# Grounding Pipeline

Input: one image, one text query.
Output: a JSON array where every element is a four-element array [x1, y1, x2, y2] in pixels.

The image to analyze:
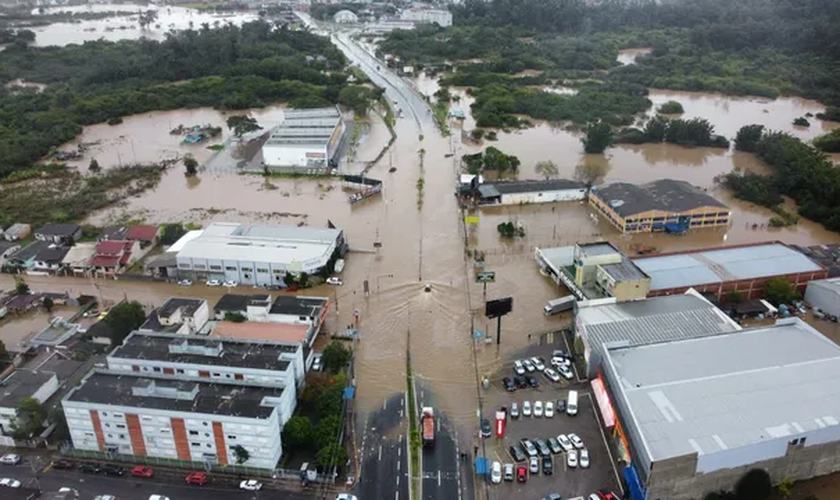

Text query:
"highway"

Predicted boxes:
[[356, 392, 409, 500], [417, 380, 469, 500]]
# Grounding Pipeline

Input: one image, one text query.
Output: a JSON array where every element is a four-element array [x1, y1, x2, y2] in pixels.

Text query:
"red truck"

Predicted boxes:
[[421, 407, 435, 447]]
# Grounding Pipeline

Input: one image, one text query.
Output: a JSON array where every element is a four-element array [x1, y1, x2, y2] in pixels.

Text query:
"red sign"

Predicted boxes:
[[495, 417, 506, 438], [591, 375, 616, 428]]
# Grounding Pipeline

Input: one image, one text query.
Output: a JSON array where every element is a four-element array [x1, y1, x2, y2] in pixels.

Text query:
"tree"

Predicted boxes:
[[231, 444, 250, 465], [282, 416, 313, 451], [138, 10, 159, 30], [316, 382, 344, 417], [338, 85, 375, 116], [49, 407, 70, 443], [10, 397, 48, 440], [657, 100, 684, 114], [104, 301, 146, 345], [734, 124, 765, 152], [734, 468, 772, 500], [315, 414, 341, 448], [643, 116, 670, 142], [14, 277, 29, 295], [322, 341, 351, 373], [183, 155, 199, 177], [814, 128, 840, 153], [298, 272, 310, 288], [763, 277, 797, 306], [534, 160, 558, 180], [315, 442, 348, 470], [89, 158, 101, 172], [224, 312, 247, 323], [581, 121, 613, 154], [226, 116, 263, 139], [574, 158, 609, 187], [43, 296, 54, 313], [0, 340, 8, 360], [726, 291, 743, 303], [161, 223, 187, 245], [793, 117, 810, 127]]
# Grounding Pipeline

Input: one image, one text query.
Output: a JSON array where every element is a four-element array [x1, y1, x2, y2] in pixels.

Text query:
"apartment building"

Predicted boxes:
[[139, 298, 209, 335]]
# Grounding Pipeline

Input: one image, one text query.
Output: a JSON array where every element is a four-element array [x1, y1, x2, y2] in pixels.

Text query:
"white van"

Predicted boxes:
[[566, 390, 579, 416]]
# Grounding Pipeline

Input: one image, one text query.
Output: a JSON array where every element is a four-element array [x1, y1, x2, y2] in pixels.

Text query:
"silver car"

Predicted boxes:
[[529, 456, 539, 474], [557, 434, 574, 452]]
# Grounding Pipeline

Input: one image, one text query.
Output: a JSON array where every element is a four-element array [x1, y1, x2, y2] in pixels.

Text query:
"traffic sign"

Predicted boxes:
[[476, 271, 495, 283]]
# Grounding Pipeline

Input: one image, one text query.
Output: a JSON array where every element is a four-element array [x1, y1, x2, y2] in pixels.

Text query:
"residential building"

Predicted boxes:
[[90, 240, 140, 276], [575, 289, 740, 379], [589, 179, 730, 234], [213, 294, 272, 320], [632, 241, 827, 301], [0, 241, 22, 266], [61, 242, 96, 275], [213, 321, 313, 352], [108, 330, 303, 405], [399, 8, 453, 26], [32, 244, 70, 273], [805, 277, 840, 317], [99, 226, 129, 242], [126, 225, 161, 250], [30, 317, 83, 347], [140, 298, 209, 335], [34, 224, 82, 244], [259, 107, 345, 174], [212, 294, 329, 347], [6, 240, 50, 269], [0, 370, 59, 444], [145, 229, 202, 278], [173, 222, 346, 285], [3, 223, 31, 241], [535, 242, 650, 301], [475, 179, 587, 206], [62, 370, 286, 469], [601, 318, 840, 500]]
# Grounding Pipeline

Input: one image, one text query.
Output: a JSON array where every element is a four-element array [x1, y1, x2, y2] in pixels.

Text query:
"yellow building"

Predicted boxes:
[[589, 179, 730, 234]]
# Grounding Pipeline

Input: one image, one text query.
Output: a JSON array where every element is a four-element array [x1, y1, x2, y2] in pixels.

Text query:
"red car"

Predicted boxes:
[[598, 491, 619, 500], [132, 466, 154, 478], [186, 472, 208, 485], [516, 464, 527, 483]]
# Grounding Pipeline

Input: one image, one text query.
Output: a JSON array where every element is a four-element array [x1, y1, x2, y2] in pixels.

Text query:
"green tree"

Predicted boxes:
[[104, 301, 146, 345], [231, 444, 250, 465], [793, 117, 810, 127], [298, 272, 310, 288], [138, 10, 159, 30], [89, 158, 101, 172], [534, 160, 559, 180], [814, 129, 840, 153], [183, 155, 198, 177], [734, 468, 772, 500], [338, 85, 375, 116], [322, 341, 351, 373], [726, 291, 743, 303], [643, 116, 670, 142], [574, 159, 608, 187], [226, 116, 263, 139], [315, 442, 348, 470], [315, 414, 341, 448], [734, 124, 766, 152], [223, 312, 246, 323], [10, 397, 48, 440], [282, 416, 313, 451], [49, 407, 70, 443], [43, 296, 54, 313], [14, 277, 29, 295], [763, 277, 797, 305], [657, 100, 684, 114], [581, 121, 613, 154], [161, 223, 187, 245]]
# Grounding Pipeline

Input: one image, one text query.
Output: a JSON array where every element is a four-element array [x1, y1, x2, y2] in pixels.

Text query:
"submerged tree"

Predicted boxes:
[[138, 10, 159, 30], [535, 160, 559, 180], [183, 155, 198, 177], [581, 121, 613, 154], [226, 116, 263, 139], [574, 159, 609, 187]]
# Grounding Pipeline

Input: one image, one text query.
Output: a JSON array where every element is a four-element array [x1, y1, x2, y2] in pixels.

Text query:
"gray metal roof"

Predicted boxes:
[[579, 242, 618, 257], [600, 257, 648, 281], [807, 277, 840, 296], [483, 179, 585, 196], [605, 319, 840, 462], [592, 179, 727, 218], [536, 246, 575, 271], [633, 243, 824, 290]]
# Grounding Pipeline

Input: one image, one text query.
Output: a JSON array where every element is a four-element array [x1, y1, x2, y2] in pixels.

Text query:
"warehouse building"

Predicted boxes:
[[476, 179, 587, 206], [575, 289, 740, 379], [805, 277, 840, 317], [601, 318, 840, 500], [632, 241, 826, 301], [174, 222, 346, 285], [260, 107, 345, 174], [590, 179, 730, 234], [399, 8, 453, 27], [63, 370, 286, 469]]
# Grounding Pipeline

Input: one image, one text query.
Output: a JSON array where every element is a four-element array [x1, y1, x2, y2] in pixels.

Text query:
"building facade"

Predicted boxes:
[[476, 179, 587, 206], [140, 298, 209, 335], [399, 8, 453, 26], [0, 370, 59, 442], [804, 277, 840, 317], [260, 107, 345, 174]]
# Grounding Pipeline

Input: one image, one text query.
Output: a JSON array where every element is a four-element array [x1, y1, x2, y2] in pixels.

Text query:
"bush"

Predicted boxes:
[[813, 129, 840, 152], [734, 469, 772, 500], [657, 100, 684, 114], [793, 117, 810, 127], [107, 116, 123, 125]]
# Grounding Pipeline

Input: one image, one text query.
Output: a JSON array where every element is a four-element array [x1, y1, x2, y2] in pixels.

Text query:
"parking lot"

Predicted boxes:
[[480, 337, 622, 499]]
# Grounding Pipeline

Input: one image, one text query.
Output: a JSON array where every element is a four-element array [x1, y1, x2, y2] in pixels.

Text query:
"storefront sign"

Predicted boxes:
[[591, 376, 616, 428]]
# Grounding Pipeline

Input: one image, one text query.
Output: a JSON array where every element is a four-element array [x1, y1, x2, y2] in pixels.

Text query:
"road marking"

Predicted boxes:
[[400, 409, 404, 418], [395, 492, 399, 500], [384, 399, 388, 410], [379, 445, 382, 461], [398, 446, 402, 457], [397, 472, 400, 485], [398, 459, 401, 470], [438, 470, 441, 486], [399, 434, 403, 443]]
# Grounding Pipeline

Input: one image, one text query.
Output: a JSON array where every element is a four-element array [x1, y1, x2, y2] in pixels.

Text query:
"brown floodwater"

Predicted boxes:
[[617, 47, 652, 65]]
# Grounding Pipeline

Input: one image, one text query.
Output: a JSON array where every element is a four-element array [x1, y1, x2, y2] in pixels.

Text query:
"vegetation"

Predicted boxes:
[[14, 277, 29, 295], [322, 341, 352, 373], [764, 277, 798, 305], [813, 128, 840, 152], [817, 107, 840, 122], [10, 397, 48, 440], [338, 85, 383, 116], [230, 444, 250, 465], [462, 147, 520, 175], [312, 371, 348, 470], [223, 312, 247, 323], [615, 117, 729, 148], [657, 100, 684, 114], [574, 160, 609, 187], [497, 221, 525, 238], [104, 301, 146, 346], [704, 468, 773, 500], [581, 121, 613, 153], [42, 296, 54, 313], [534, 160, 558, 180], [734, 124, 765, 152], [281, 416, 313, 451], [0, 340, 7, 361], [183, 155, 199, 177], [793, 117, 810, 127], [226, 116, 263, 139], [89, 159, 101, 172], [161, 223, 188, 245]]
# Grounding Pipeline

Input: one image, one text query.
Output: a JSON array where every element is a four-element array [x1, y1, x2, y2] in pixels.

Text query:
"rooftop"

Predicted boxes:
[[65, 370, 286, 419], [479, 179, 585, 198], [0, 240, 20, 254], [213, 321, 310, 344], [158, 297, 205, 319], [604, 318, 840, 462], [100, 226, 129, 241], [9, 240, 51, 262], [34, 244, 70, 264], [600, 257, 649, 281], [269, 295, 328, 317], [633, 242, 825, 290], [593, 179, 728, 217], [579, 241, 619, 257], [536, 245, 575, 270], [61, 242, 96, 267], [807, 277, 840, 297], [110, 332, 295, 372], [126, 225, 159, 242], [214, 294, 271, 313], [0, 370, 56, 409], [265, 107, 341, 147], [36, 223, 80, 237]]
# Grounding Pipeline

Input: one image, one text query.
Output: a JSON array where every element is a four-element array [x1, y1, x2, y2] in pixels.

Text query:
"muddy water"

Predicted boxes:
[[617, 47, 652, 65], [0, 305, 76, 351], [28, 4, 257, 47]]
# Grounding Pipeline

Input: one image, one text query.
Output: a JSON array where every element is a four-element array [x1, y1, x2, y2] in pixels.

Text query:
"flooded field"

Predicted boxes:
[[27, 4, 257, 47], [617, 47, 652, 65]]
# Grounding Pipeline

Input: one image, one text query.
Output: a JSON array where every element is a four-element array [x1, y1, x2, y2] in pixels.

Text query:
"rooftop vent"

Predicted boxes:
[[131, 379, 198, 401], [169, 339, 223, 358]]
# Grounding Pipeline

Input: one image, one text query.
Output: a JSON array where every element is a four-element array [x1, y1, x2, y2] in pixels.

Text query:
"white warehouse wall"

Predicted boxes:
[[263, 144, 327, 168], [500, 188, 587, 205], [805, 282, 840, 317]]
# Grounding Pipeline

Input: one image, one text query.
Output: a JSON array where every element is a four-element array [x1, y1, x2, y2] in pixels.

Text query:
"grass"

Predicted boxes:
[[432, 100, 451, 136], [206, 144, 225, 151], [406, 345, 420, 500]]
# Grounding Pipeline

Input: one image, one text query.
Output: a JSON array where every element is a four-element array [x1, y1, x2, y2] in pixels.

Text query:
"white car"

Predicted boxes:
[[569, 433, 585, 449], [206, 279, 221, 286], [529, 456, 539, 474], [94, 496, 116, 500], [0, 478, 21, 488], [0, 454, 20, 465], [551, 356, 571, 369], [177, 279, 192, 286], [588, 495, 600, 500], [558, 364, 574, 380], [223, 280, 238, 288], [545, 401, 555, 418], [510, 402, 519, 419], [533, 400, 543, 417], [312, 355, 323, 372], [513, 360, 525, 375], [490, 460, 502, 484], [580, 448, 590, 468], [240, 479, 263, 491], [567, 449, 578, 468], [149, 496, 171, 500], [557, 434, 573, 452], [336, 495, 358, 500], [522, 359, 535, 372], [522, 401, 532, 417], [60, 488, 79, 496], [543, 367, 560, 382], [530, 356, 545, 371], [326, 277, 343, 286]]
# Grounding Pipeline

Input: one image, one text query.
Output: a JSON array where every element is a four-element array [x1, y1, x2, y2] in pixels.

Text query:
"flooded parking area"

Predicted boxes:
[[0, 305, 75, 352]]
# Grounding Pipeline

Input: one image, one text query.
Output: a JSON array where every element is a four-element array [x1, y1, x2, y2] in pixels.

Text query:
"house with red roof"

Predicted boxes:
[[91, 240, 140, 277], [126, 225, 160, 249]]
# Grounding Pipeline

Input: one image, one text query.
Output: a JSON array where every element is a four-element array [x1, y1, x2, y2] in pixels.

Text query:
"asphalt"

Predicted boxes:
[[417, 380, 467, 500], [356, 392, 409, 500]]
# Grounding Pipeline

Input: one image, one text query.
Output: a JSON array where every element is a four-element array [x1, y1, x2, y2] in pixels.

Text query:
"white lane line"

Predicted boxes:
[[379, 445, 383, 461], [384, 399, 388, 410], [398, 459, 401, 471], [438, 470, 441, 486]]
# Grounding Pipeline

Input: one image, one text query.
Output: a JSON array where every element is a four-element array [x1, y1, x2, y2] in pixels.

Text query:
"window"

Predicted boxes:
[[84, 431, 95, 437], [257, 268, 269, 273], [227, 435, 237, 440], [210, 265, 222, 271], [105, 423, 111, 428], [206, 443, 212, 448], [153, 367, 161, 372], [203, 422, 209, 427], [176, 369, 185, 374], [116, 424, 126, 429], [178, 263, 191, 269], [213, 373, 221, 377], [102, 412, 109, 417], [225, 266, 237, 271], [194, 264, 206, 270], [790, 437, 807, 446], [204, 433, 210, 437], [119, 434, 126, 439], [299, 316, 307, 321], [191, 442, 201, 447], [189, 430, 199, 436]]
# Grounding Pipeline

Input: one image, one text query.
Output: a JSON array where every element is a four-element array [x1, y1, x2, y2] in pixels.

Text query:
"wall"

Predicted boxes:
[[500, 188, 587, 206], [262, 143, 329, 173], [805, 283, 840, 317], [647, 269, 829, 301], [178, 254, 334, 285], [611, 277, 651, 302], [588, 194, 730, 234]]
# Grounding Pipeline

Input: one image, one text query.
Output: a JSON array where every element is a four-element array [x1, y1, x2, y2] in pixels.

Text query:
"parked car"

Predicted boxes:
[[132, 466, 154, 478], [520, 438, 538, 458], [567, 449, 578, 468], [542, 456, 553, 475], [529, 456, 539, 475], [514, 360, 525, 375], [509, 445, 526, 462], [0, 478, 21, 488], [547, 437, 562, 454], [510, 402, 520, 419], [526, 375, 540, 388], [544, 494, 563, 500], [326, 277, 343, 286], [206, 279, 221, 287], [0, 454, 20, 465], [580, 449, 590, 468], [558, 364, 574, 379], [543, 367, 561, 382], [94, 496, 116, 500], [78, 463, 101, 474], [598, 491, 620, 500], [480, 418, 491, 438], [101, 465, 125, 476], [177, 279, 192, 286], [51, 460, 74, 470], [514, 375, 528, 388], [535, 438, 551, 457], [504, 463, 514, 482], [522, 359, 535, 372], [553, 349, 570, 359], [522, 401, 532, 417], [149, 496, 171, 500], [556, 399, 566, 413], [240, 480, 263, 491], [569, 433, 585, 449], [490, 461, 502, 484], [557, 434, 573, 452], [312, 355, 323, 372], [503, 377, 516, 392], [530, 356, 545, 371], [222, 280, 238, 288], [545, 401, 555, 418], [186, 472, 208, 485], [83, 309, 100, 317], [534, 400, 544, 417], [516, 464, 527, 482]]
